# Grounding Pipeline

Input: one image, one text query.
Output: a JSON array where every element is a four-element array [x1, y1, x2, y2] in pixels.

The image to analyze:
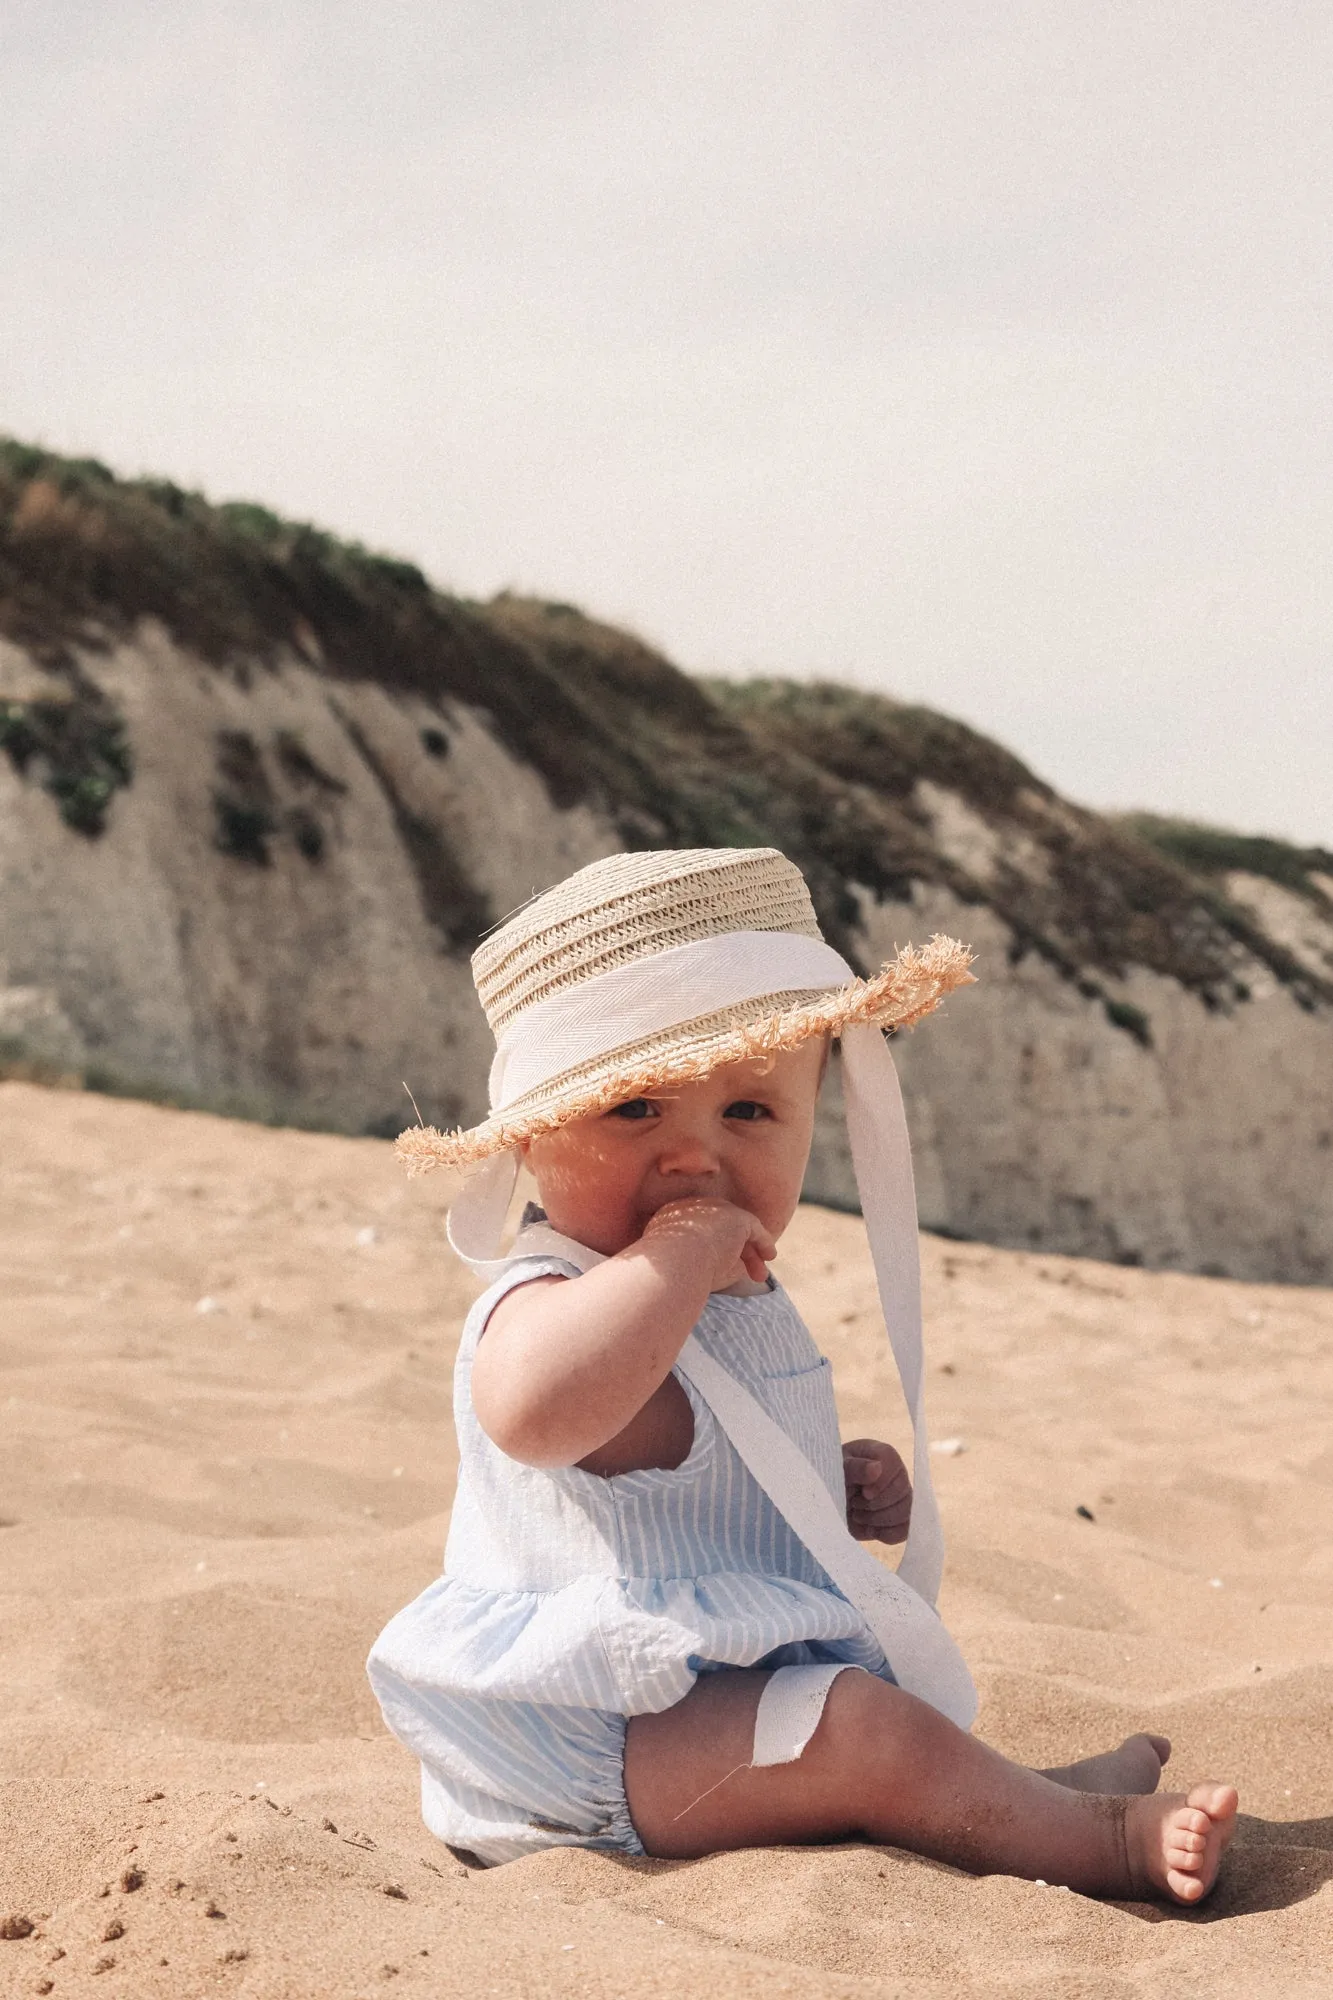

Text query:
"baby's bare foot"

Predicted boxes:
[[1043, 1734, 1170, 1795], [1125, 1783, 1238, 1903]]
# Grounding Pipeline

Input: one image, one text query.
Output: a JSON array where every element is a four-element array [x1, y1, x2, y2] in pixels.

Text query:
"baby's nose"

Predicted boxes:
[[658, 1136, 720, 1177]]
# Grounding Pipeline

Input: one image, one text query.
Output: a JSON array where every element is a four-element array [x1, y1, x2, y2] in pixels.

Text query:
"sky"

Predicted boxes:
[[2, 1, 1329, 845]]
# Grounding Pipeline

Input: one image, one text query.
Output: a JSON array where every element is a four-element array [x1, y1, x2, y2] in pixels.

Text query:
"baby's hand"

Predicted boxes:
[[642, 1196, 777, 1292], [843, 1438, 912, 1544]]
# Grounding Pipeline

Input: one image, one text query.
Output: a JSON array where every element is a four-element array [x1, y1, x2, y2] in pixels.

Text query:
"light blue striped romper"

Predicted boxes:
[[367, 1254, 892, 1865]]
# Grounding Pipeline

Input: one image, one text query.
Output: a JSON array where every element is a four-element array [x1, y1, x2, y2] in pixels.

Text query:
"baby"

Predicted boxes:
[[369, 846, 1236, 1901]]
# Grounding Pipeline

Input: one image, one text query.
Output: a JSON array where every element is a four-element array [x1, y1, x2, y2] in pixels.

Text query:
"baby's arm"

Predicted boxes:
[[471, 1197, 777, 1467]]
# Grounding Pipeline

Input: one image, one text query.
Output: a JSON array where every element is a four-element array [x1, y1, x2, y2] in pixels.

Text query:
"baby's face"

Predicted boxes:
[[522, 1038, 828, 1259]]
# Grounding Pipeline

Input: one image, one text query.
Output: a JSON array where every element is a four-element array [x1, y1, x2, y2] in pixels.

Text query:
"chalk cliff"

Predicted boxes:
[[2, 441, 1329, 1280]]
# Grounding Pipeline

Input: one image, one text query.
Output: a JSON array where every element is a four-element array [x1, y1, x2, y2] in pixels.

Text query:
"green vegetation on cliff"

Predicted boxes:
[[1123, 813, 1333, 906], [1, 436, 1327, 1014]]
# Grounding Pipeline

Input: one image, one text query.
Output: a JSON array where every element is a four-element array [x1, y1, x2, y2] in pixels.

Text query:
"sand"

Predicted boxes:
[[1, 1078, 1330, 1998]]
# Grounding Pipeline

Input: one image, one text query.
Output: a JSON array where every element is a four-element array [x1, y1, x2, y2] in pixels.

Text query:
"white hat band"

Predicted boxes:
[[488, 930, 855, 1112]]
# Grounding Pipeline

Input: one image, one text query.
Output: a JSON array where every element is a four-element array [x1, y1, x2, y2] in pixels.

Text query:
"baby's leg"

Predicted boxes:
[[624, 1669, 1236, 1904]]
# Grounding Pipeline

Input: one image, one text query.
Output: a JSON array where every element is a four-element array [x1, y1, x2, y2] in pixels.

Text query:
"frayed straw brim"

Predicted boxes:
[[395, 934, 974, 1176]]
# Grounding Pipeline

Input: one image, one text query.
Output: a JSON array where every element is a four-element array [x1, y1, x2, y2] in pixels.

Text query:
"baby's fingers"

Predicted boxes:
[[845, 1441, 913, 1545], [849, 1485, 913, 1522], [844, 1441, 910, 1501], [752, 1218, 778, 1261], [850, 1519, 911, 1545], [740, 1220, 778, 1282], [848, 1494, 913, 1544], [741, 1241, 770, 1282]]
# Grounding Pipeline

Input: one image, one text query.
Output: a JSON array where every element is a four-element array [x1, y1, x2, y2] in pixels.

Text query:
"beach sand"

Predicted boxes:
[[1, 1078, 1330, 1997]]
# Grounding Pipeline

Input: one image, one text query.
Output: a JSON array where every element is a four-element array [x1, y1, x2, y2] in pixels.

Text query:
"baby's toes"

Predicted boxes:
[[1165, 1863, 1208, 1902], [1166, 1820, 1207, 1868], [1190, 1782, 1239, 1845], [1130, 1782, 1238, 1904], [1166, 1785, 1238, 1901]]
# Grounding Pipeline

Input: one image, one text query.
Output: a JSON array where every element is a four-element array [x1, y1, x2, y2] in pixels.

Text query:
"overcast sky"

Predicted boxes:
[[3, 2, 1329, 844]]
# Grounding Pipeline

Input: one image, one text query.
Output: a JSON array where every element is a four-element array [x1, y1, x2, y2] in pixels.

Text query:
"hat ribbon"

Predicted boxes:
[[487, 931, 853, 1110]]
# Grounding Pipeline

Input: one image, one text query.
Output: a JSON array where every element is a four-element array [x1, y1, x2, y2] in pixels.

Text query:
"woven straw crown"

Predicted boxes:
[[473, 847, 822, 1034], [396, 847, 973, 1173]]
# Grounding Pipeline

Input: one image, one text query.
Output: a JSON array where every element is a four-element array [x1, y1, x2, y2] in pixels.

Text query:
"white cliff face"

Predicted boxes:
[[805, 780, 1333, 1284], [1222, 871, 1333, 984], [0, 625, 615, 1134], [804, 886, 1333, 1284], [2, 627, 1329, 1283]]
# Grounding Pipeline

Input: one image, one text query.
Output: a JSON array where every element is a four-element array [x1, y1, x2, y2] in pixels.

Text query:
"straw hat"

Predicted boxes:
[[396, 846, 973, 1174]]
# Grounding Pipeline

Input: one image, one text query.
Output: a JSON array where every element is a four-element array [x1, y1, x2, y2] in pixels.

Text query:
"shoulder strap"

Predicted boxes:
[[674, 1332, 975, 1728]]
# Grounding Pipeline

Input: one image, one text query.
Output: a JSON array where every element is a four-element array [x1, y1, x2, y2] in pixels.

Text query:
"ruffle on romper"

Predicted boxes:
[[369, 1568, 887, 1715]]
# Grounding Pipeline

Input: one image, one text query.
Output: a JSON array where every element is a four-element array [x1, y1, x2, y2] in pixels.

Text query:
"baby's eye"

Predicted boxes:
[[606, 1098, 658, 1121], [723, 1100, 771, 1122]]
